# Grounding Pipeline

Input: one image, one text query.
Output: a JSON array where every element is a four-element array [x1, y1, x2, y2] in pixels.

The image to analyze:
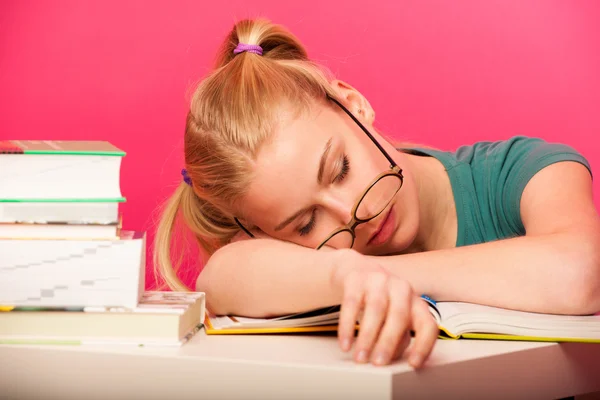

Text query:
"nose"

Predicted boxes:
[[319, 192, 374, 236], [320, 192, 353, 224]]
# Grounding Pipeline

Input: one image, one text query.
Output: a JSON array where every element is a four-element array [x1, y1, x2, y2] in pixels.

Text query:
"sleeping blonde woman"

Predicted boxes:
[[154, 18, 600, 367]]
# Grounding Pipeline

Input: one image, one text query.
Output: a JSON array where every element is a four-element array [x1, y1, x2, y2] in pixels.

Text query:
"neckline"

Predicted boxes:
[[398, 147, 466, 247]]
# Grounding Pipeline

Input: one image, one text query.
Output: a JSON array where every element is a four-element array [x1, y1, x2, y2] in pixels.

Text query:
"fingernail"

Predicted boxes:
[[356, 350, 369, 363], [409, 354, 422, 368], [341, 338, 351, 352], [373, 352, 387, 365]]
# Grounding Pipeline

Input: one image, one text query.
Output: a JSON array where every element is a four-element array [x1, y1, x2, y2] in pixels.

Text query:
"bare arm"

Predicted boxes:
[[198, 162, 600, 316], [197, 239, 439, 367], [383, 163, 600, 315], [197, 238, 343, 317], [199, 231, 599, 317], [375, 230, 600, 314]]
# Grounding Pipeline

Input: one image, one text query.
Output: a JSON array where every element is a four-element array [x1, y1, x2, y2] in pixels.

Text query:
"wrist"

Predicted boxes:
[[328, 248, 360, 295]]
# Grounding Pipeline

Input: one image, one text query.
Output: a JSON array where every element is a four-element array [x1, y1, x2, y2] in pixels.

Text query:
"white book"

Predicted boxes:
[[0, 222, 119, 240], [0, 140, 125, 201], [0, 202, 119, 225], [0, 231, 145, 308]]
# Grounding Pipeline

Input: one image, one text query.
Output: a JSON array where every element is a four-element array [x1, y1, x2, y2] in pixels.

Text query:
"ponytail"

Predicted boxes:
[[154, 17, 345, 290], [153, 182, 239, 291]]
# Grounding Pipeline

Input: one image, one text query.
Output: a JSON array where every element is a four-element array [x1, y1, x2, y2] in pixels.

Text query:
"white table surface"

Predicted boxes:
[[2, 330, 600, 399]]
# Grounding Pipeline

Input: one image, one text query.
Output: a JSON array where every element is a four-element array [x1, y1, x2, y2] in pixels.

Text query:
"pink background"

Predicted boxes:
[[1, 1, 599, 289]]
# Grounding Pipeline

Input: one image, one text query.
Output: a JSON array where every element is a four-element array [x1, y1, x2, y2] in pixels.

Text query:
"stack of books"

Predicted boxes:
[[0, 140, 205, 346], [0, 291, 205, 346]]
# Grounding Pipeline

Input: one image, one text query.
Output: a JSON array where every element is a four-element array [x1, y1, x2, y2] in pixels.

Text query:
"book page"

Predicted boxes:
[[437, 302, 600, 339]]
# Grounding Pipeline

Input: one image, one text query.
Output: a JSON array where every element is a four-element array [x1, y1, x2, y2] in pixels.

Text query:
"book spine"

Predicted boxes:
[[0, 140, 125, 156], [0, 141, 24, 154], [0, 198, 127, 203]]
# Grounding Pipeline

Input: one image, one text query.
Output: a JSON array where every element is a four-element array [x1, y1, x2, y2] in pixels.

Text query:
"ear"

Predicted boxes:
[[330, 80, 376, 125]]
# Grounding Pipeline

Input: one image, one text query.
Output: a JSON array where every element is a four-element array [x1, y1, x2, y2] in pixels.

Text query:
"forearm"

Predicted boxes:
[[375, 231, 600, 314], [198, 229, 600, 317], [196, 239, 342, 317]]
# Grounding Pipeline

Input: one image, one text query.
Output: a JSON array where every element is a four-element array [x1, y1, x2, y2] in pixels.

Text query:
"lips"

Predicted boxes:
[[367, 205, 394, 245]]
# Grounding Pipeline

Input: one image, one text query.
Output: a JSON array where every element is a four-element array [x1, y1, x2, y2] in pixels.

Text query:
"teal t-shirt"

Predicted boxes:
[[402, 136, 592, 247]]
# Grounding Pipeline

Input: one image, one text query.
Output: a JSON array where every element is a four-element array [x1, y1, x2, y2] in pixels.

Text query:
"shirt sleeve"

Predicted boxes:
[[493, 136, 592, 235]]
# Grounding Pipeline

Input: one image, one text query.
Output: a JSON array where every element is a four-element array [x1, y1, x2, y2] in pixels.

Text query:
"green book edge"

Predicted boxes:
[[23, 150, 126, 156], [0, 198, 126, 203]]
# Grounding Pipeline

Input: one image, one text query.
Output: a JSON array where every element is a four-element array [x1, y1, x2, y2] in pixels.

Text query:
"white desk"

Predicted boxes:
[[1, 332, 600, 399]]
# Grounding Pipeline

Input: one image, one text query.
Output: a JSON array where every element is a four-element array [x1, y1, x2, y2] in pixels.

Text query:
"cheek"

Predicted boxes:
[[391, 174, 421, 248], [392, 193, 420, 247]]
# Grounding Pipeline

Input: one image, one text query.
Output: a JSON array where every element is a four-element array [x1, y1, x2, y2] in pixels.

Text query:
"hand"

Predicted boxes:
[[331, 249, 438, 367]]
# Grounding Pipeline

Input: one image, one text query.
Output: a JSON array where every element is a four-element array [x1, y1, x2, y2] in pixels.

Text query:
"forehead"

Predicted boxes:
[[241, 102, 341, 225]]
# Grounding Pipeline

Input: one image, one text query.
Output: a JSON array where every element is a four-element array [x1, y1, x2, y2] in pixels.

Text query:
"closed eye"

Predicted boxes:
[[333, 154, 350, 183], [298, 155, 349, 237], [298, 209, 317, 236]]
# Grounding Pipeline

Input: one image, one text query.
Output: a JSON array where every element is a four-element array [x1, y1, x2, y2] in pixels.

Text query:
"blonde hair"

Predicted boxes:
[[153, 18, 342, 290]]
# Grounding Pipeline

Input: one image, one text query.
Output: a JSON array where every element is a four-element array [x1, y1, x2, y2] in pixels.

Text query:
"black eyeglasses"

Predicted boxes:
[[235, 94, 404, 250]]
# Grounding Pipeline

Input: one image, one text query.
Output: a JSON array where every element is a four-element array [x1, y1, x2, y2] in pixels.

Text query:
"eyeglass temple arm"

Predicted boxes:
[[234, 217, 255, 238], [326, 95, 399, 169]]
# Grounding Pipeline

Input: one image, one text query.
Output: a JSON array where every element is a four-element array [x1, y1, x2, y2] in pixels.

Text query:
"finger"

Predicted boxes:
[[369, 280, 412, 365], [392, 332, 412, 361], [337, 271, 365, 353], [352, 272, 389, 363], [407, 298, 439, 368]]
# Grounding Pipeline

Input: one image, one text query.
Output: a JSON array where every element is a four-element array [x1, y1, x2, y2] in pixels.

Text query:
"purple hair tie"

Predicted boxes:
[[233, 43, 263, 56], [181, 168, 192, 186]]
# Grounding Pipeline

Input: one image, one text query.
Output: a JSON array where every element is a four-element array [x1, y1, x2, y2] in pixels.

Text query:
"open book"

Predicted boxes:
[[205, 300, 600, 343]]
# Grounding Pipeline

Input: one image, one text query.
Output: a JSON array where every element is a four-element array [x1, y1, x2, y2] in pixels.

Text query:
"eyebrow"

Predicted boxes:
[[274, 137, 333, 232], [317, 138, 333, 185]]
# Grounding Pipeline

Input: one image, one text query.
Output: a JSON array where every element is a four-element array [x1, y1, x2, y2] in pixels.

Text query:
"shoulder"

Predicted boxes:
[[452, 136, 591, 174], [400, 135, 592, 181], [454, 135, 592, 237]]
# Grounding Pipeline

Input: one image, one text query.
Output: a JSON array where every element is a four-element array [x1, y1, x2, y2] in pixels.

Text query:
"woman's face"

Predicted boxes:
[[240, 84, 421, 255]]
